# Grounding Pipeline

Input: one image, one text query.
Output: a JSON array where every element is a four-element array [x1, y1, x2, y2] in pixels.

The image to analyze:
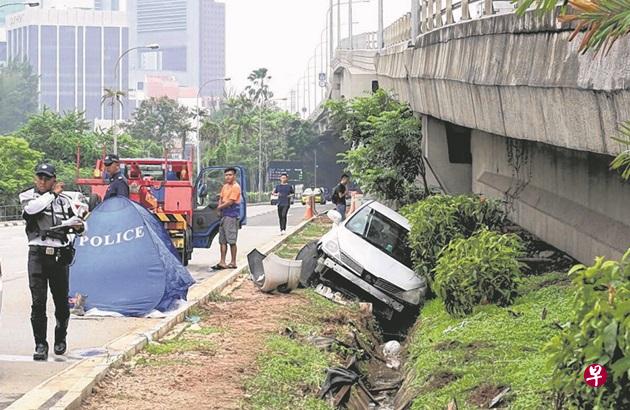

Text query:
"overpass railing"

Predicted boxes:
[[339, 31, 379, 50], [383, 0, 517, 47]]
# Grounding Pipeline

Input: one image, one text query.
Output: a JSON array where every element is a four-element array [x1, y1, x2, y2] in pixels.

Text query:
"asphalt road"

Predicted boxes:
[[0, 203, 325, 408]]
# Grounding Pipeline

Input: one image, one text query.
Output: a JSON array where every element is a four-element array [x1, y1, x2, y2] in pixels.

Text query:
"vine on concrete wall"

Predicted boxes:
[[504, 138, 533, 213]]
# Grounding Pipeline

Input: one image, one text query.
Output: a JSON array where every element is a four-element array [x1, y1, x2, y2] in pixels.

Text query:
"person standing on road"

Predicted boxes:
[[103, 154, 129, 200], [212, 167, 242, 270], [273, 173, 294, 235], [332, 174, 350, 221], [19, 164, 85, 361]]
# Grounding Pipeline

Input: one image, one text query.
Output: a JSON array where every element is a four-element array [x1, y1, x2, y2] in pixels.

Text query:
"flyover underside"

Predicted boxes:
[[374, 8, 630, 157]]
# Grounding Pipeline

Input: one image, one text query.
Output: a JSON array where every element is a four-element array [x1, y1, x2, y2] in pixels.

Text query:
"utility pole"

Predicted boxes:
[[377, 0, 384, 49], [337, 0, 341, 47], [314, 149, 318, 187], [329, 0, 334, 62], [411, 0, 419, 41], [349, 0, 353, 50]]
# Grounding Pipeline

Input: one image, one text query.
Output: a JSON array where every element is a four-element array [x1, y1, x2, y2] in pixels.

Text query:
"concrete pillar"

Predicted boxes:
[[484, 0, 494, 16], [461, 0, 470, 20], [445, 0, 454, 24], [434, 0, 442, 27], [411, 0, 419, 40]]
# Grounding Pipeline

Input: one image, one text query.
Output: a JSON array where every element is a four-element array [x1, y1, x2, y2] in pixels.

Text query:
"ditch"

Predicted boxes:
[[81, 215, 577, 410]]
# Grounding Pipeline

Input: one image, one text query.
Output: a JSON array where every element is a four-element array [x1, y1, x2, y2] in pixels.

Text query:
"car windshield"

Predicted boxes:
[[346, 205, 413, 269]]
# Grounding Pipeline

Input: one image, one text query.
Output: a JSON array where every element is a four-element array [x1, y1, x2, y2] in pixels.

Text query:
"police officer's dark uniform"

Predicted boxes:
[[103, 154, 129, 200], [19, 164, 85, 361]]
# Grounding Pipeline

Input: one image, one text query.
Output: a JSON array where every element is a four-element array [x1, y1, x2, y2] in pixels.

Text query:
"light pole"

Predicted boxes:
[[0, 2, 39, 8], [196, 77, 231, 173], [111, 43, 159, 154], [258, 97, 287, 201]]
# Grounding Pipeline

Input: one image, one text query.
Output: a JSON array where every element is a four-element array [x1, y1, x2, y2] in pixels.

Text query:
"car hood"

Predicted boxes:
[[319, 227, 423, 292]]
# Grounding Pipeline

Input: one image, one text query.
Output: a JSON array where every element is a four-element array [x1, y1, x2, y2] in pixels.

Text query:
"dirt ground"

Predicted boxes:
[[81, 277, 309, 410]]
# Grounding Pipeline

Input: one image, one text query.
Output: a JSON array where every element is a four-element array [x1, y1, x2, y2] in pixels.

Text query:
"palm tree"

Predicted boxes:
[[245, 68, 274, 104], [101, 88, 126, 124], [610, 122, 630, 180]]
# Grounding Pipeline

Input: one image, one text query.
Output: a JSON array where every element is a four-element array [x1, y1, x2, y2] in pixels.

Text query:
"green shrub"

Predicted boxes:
[[433, 229, 523, 316], [402, 195, 505, 282], [545, 249, 630, 409]]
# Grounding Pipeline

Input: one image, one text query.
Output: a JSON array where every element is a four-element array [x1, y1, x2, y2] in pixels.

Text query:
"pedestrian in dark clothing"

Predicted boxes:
[[103, 154, 129, 200], [19, 163, 86, 361], [273, 173, 294, 235], [332, 174, 350, 221]]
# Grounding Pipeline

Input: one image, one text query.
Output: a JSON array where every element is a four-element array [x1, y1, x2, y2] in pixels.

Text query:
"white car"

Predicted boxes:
[[301, 200, 427, 320]]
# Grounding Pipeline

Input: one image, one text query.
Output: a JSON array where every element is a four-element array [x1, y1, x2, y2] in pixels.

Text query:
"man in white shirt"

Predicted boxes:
[[19, 163, 85, 361]]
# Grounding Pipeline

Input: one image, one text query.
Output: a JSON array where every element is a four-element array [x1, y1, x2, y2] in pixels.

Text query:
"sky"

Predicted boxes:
[[224, 0, 411, 107]]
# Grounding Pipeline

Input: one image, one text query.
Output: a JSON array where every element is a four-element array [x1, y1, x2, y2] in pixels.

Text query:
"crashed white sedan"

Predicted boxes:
[[302, 200, 427, 320]]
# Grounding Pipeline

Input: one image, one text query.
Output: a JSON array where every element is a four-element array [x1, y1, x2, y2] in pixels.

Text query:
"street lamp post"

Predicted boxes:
[[258, 96, 287, 201], [0, 2, 39, 8], [111, 43, 159, 154], [195, 77, 231, 173]]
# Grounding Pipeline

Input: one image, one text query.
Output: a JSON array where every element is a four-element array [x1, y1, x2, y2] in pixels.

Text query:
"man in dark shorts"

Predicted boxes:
[[212, 167, 242, 270], [272, 173, 294, 235], [332, 174, 350, 221]]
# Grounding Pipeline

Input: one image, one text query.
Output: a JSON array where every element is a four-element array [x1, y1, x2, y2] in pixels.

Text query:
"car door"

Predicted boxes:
[[192, 166, 247, 248]]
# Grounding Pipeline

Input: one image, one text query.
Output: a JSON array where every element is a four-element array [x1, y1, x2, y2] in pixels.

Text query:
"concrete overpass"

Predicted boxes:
[[322, 2, 630, 264]]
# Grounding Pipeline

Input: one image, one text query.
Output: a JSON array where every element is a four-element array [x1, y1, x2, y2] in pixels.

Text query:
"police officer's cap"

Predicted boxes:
[[104, 154, 120, 166], [35, 163, 56, 177]]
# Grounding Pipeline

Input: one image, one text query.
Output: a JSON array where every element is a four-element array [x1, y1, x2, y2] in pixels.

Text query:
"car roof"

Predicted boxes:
[[362, 200, 410, 230]]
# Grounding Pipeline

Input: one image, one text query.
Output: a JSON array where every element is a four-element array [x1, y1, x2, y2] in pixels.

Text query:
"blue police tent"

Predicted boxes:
[[70, 197, 195, 316]]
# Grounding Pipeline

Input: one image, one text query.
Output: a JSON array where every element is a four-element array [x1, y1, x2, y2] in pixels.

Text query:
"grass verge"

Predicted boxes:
[[244, 217, 363, 410], [407, 272, 573, 409]]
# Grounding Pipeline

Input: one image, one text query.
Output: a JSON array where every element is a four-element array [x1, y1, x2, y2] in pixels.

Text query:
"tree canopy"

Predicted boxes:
[[0, 136, 43, 204], [0, 60, 39, 134]]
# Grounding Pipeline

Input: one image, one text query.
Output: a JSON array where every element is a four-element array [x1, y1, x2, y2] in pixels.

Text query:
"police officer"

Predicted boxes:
[[19, 164, 85, 361], [103, 154, 129, 200]]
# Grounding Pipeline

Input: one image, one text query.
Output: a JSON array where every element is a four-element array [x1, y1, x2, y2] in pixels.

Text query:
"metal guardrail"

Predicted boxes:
[[0, 205, 22, 222]]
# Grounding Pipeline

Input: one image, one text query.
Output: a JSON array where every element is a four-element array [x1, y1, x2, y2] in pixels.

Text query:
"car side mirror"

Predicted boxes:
[[327, 210, 342, 225]]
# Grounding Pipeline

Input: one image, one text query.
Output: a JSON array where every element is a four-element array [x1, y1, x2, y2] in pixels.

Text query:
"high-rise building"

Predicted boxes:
[[127, 0, 225, 98], [6, 7, 129, 121]]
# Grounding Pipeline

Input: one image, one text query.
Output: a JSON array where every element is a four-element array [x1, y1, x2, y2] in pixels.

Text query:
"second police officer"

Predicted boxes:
[[103, 154, 130, 200]]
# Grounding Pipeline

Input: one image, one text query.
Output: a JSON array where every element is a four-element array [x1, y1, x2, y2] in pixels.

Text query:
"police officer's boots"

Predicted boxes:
[[33, 343, 48, 361], [54, 319, 69, 355]]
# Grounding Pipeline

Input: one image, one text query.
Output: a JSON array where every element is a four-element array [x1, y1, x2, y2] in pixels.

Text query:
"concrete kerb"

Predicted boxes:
[[7, 216, 318, 410]]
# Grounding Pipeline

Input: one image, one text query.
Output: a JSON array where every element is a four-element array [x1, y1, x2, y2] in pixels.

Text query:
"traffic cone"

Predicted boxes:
[[304, 196, 314, 220]]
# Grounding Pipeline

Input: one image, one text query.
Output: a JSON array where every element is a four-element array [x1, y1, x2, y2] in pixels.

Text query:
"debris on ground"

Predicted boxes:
[[315, 283, 350, 305], [382, 340, 402, 370], [247, 249, 301, 293], [319, 362, 379, 410]]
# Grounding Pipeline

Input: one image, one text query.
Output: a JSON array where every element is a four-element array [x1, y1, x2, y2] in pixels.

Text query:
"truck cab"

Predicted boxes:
[[77, 159, 247, 266], [192, 166, 247, 249]]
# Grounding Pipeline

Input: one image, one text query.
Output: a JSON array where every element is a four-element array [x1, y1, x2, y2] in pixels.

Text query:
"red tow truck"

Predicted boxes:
[[77, 158, 248, 265]]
